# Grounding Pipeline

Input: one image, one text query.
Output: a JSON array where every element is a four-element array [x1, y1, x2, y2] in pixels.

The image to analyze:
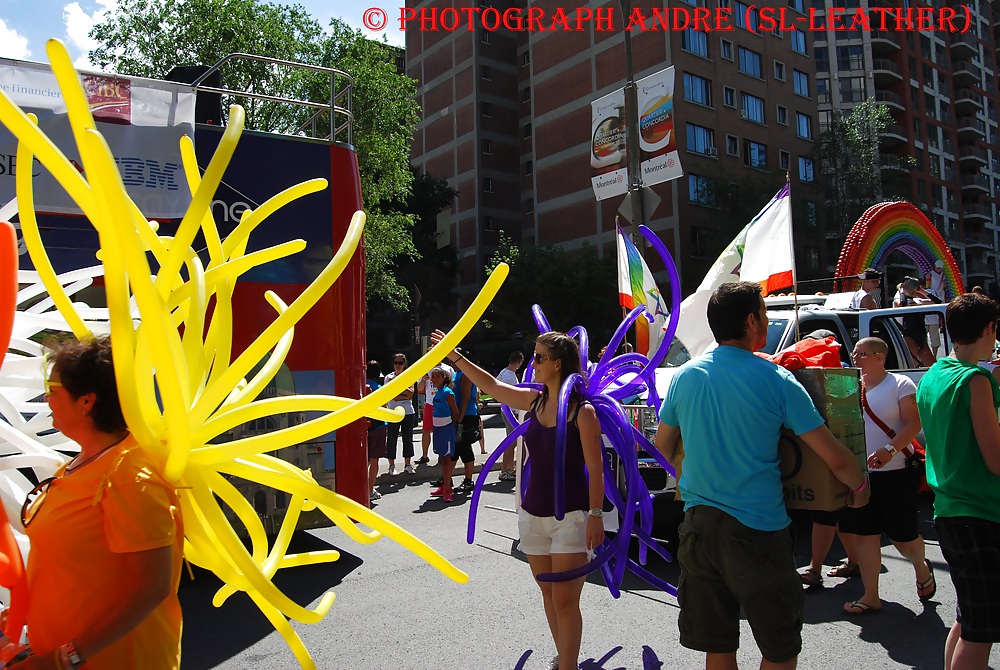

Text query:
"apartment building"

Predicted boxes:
[[406, 0, 826, 305], [815, 0, 1000, 292]]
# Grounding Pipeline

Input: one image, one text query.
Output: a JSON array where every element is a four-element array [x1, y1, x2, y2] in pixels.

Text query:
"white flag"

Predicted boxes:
[[676, 184, 794, 358]]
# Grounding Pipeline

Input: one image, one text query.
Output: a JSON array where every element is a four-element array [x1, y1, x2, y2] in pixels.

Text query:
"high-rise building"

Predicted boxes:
[[406, 0, 828, 310], [815, 0, 1000, 292]]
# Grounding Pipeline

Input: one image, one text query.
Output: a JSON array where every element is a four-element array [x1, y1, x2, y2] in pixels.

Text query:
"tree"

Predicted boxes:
[[89, 1, 421, 307], [816, 98, 913, 236], [482, 234, 619, 355]]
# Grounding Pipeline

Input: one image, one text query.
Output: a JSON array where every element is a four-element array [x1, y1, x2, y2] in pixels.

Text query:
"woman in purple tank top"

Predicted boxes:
[[430, 329, 604, 670]]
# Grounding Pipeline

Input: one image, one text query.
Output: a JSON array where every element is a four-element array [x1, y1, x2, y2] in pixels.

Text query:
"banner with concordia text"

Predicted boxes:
[[0, 60, 196, 219], [590, 88, 628, 201], [636, 67, 681, 187]]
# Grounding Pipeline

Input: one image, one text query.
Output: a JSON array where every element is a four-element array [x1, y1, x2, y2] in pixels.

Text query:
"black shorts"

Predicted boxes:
[[677, 505, 804, 663], [936, 517, 1000, 643], [812, 509, 840, 527], [452, 415, 479, 463], [838, 468, 920, 542], [903, 323, 929, 348]]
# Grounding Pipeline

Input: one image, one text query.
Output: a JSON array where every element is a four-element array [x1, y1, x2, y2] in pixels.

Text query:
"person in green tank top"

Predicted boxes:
[[915, 292, 1000, 670]]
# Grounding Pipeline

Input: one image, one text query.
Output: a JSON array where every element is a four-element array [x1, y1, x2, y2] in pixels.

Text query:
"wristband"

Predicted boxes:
[[851, 478, 868, 494], [452, 352, 464, 363]]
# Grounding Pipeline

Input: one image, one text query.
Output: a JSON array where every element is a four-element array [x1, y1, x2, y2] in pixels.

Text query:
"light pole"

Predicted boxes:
[[619, 0, 644, 243]]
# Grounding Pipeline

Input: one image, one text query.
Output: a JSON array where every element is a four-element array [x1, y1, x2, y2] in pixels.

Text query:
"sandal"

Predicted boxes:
[[799, 567, 823, 587], [918, 558, 937, 602], [828, 562, 860, 578], [843, 599, 881, 615]]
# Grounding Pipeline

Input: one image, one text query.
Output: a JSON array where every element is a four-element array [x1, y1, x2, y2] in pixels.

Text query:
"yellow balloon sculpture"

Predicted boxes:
[[0, 39, 509, 669]]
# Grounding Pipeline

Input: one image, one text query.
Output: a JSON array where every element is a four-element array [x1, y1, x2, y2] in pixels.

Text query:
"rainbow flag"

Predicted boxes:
[[616, 224, 669, 357]]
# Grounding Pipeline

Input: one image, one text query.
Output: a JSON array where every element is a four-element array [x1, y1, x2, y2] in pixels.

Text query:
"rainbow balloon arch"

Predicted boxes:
[[835, 201, 965, 299]]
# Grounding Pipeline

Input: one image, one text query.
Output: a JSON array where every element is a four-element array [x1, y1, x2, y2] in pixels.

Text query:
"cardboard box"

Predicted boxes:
[[781, 368, 867, 511]]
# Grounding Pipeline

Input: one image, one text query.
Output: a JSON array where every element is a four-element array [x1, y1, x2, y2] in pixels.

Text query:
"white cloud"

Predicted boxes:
[[0, 19, 31, 60], [63, 0, 117, 68]]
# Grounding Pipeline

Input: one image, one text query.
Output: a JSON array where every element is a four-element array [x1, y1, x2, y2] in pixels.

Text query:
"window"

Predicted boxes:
[[483, 139, 493, 154], [689, 174, 716, 206], [777, 105, 788, 125], [682, 28, 709, 57], [793, 70, 809, 97], [816, 78, 830, 104], [790, 29, 807, 55], [734, 1, 758, 31], [804, 246, 819, 271], [815, 46, 829, 72], [806, 201, 817, 227], [686, 123, 715, 154], [683, 73, 713, 107], [788, 0, 804, 12], [522, 87, 531, 102], [481, 102, 492, 117], [798, 156, 815, 182], [726, 134, 739, 156], [525, 197, 534, 213], [774, 61, 786, 81], [484, 177, 494, 193], [780, 150, 790, 170], [484, 216, 494, 231], [481, 65, 492, 80], [691, 226, 713, 258], [836, 45, 864, 71], [521, 51, 530, 67], [744, 140, 767, 168], [723, 86, 736, 108], [721, 39, 734, 61], [523, 123, 532, 138], [738, 46, 763, 78], [839, 76, 865, 103], [524, 160, 533, 175], [796, 112, 813, 140], [480, 30, 491, 44], [741, 92, 765, 123]]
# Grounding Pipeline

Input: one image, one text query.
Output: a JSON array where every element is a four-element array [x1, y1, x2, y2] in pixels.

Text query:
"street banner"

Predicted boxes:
[[590, 88, 627, 201], [676, 184, 794, 358], [636, 67, 682, 187], [0, 61, 195, 219], [616, 222, 668, 357]]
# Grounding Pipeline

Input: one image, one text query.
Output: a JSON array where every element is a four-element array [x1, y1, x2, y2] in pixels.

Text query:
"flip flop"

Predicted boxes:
[[843, 600, 881, 615], [800, 567, 823, 587], [828, 562, 860, 578], [918, 559, 937, 602]]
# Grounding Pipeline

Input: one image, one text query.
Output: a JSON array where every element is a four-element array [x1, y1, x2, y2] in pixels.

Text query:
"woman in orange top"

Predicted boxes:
[[8, 337, 183, 670]]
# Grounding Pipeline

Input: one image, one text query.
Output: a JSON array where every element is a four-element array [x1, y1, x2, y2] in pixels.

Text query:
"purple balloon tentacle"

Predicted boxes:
[[631, 425, 676, 478], [593, 306, 651, 381], [566, 325, 590, 371], [531, 304, 552, 333], [638, 225, 683, 370], [467, 419, 532, 544], [626, 557, 679, 597], [553, 373, 584, 521]]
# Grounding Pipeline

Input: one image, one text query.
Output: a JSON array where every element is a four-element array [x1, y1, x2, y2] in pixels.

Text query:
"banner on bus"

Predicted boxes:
[[0, 61, 196, 219]]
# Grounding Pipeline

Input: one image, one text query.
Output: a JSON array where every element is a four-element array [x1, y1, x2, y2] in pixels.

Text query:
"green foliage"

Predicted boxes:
[[89, 1, 421, 306], [816, 98, 914, 235], [483, 233, 619, 346]]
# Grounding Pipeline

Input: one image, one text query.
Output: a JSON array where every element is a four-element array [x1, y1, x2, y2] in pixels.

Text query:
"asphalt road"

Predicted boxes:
[[179, 426, 1000, 670]]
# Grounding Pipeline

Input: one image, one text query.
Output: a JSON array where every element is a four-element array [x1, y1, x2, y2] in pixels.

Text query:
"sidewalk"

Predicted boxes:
[[375, 418, 514, 486]]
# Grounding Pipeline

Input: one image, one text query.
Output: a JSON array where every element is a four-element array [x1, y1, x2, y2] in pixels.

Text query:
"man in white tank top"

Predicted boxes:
[[849, 269, 881, 310]]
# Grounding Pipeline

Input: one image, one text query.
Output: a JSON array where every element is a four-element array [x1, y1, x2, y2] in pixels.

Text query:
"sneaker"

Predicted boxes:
[[443, 490, 453, 502], [404, 464, 416, 475], [388, 464, 397, 476], [369, 490, 382, 501], [499, 470, 515, 481], [456, 479, 475, 493], [416, 456, 430, 464], [430, 478, 443, 487], [430, 487, 445, 497]]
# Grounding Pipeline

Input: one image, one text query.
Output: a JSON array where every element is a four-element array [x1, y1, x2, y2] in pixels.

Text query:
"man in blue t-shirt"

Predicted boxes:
[[654, 281, 869, 669]]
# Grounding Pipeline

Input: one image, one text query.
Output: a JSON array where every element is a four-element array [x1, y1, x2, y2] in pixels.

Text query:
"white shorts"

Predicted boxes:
[[517, 508, 588, 555]]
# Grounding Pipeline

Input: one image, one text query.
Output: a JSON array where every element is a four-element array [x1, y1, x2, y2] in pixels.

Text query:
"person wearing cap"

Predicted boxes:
[[894, 277, 942, 367], [849, 269, 881, 310], [925, 260, 946, 359]]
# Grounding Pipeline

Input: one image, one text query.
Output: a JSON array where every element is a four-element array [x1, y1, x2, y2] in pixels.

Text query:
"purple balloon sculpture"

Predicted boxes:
[[466, 226, 683, 598]]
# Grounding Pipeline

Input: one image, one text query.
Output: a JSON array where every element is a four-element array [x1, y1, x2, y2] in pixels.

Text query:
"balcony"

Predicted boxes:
[[874, 89, 905, 113], [967, 260, 994, 277], [957, 116, 987, 140], [879, 153, 911, 172], [880, 123, 907, 146], [952, 60, 982, 87], [961, 174, 990, 193], [966, 231, 995, 249], [959, 145, 989, 166], [954, 88, 983, 113], [870, 30, 901, 55], [872, 59, 903, 85], [963, 202, 992, 221], [950, 33, 979, 58]]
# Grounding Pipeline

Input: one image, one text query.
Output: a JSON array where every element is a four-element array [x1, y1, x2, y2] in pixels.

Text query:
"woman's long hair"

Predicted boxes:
[[535, 331, 584, 413]]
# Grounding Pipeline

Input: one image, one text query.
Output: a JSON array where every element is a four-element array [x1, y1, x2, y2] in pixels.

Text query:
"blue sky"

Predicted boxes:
[[0, 0, 405, 68]]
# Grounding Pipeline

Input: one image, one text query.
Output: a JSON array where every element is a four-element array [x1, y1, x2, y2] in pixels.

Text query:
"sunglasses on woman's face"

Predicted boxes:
[[532, 353, 552, 365], [21, 477, 57, 528], [394, 360, 405, 366], [41, 353, 63, 395]]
